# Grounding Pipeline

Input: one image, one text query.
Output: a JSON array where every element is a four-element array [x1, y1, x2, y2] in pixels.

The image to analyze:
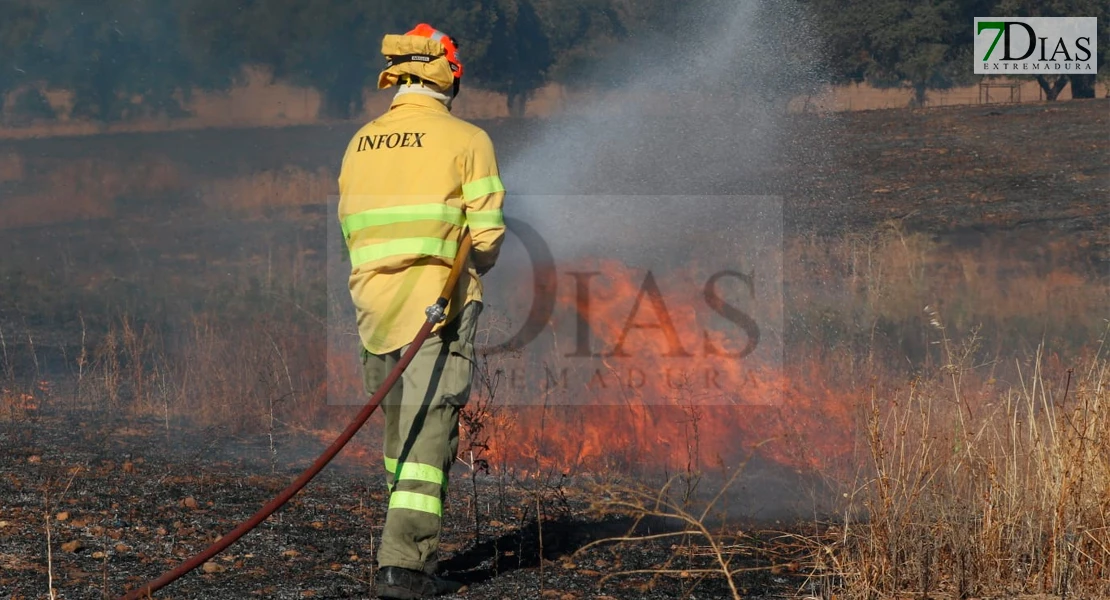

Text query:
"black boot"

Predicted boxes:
[[375, 566, 465, 599]]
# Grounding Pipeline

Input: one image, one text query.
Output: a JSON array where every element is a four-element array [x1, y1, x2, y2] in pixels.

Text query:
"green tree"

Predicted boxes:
[[179, 0, 257, 93], [531, 0, 627, 89], [2, 0, 235, 122], [0, 0, 54, 107], [91, 2, 197, 119], [994, 0, 1110, 100], [812, 0, 980, 106], [467, 0, 553, 117], [8, 88, 55, 126], [219, 0, 388, 120], [286, 2, 379, 120]]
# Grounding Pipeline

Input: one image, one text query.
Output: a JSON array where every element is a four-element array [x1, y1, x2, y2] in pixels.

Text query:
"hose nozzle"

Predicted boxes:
[[425, 299, 447, 323]]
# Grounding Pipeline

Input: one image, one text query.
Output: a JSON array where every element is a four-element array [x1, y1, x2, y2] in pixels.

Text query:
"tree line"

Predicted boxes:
[[0, 0, 1106, 124], [811, 0, 1109, 104]]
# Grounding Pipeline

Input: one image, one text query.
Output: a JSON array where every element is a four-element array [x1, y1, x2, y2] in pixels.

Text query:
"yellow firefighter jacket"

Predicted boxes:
[[338, 93, 506, 355]]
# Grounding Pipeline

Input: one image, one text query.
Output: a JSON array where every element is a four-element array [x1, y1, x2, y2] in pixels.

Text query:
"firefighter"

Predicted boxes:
[[337, 23, 506, 599]]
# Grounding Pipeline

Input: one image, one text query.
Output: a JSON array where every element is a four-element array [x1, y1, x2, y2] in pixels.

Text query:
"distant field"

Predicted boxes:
[[0, 97, 1105, 370], [1, 84, 1108, 600], [2, 97, 1107, 237], [2, 72, 1107, 140]]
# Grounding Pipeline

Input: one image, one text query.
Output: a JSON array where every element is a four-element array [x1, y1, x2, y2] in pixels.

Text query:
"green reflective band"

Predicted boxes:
[[396, 461, 447, 487], [384, 456, 398, 475], [388, 490, 442, 516], [467, 209, 504, 229], [344, 204, 464, 238], [462, 176, 505, 201], [349, 237, 458, 266]]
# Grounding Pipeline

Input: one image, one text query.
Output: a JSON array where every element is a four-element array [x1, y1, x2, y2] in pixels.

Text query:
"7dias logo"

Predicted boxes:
[[975, 17, 1097, 74]]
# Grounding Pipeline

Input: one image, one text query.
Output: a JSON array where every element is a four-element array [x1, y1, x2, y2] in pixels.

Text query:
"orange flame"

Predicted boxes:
[[323, 258, 861, 476], [1, 388, 39, 412], [472, 258, 857, 474]]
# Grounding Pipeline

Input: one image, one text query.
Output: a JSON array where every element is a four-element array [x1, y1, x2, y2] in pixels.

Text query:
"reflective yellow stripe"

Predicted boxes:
[[467, 209, 504, 229], [462, 176, 505, 201], [396, 462, 447, 487], [343, 205, 464, 239], [349, 238, 458, 267], [388, 491, 442, 516]]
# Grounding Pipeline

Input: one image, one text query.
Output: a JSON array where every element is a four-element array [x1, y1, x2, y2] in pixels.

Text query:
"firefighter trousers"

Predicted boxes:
[[360, 301, 480, 574]]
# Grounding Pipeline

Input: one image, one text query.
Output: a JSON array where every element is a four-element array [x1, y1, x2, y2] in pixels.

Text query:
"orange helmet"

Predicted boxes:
[[404, 23, 464, 80]]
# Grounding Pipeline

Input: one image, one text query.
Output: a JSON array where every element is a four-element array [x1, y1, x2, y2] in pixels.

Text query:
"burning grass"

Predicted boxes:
[[2, 197, 1108, 598], [1, 94, 1107, 597], [3, 258, 1107, 598], [550, 340, 1109, 599]]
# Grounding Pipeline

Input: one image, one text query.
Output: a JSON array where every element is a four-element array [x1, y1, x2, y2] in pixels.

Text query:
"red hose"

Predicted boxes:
[[118, 233, 474, 599]]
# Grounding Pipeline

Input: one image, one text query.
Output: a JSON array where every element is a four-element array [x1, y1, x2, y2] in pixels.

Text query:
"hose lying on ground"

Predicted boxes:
[[118, 232, 475, 600]]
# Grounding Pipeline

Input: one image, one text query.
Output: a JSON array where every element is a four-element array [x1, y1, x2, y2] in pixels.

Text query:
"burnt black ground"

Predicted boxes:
[[2, 98, 1107, 599], [2, 99, 1107, 378], [1, 98, 1106, 244], [1, 411, 813, 600]]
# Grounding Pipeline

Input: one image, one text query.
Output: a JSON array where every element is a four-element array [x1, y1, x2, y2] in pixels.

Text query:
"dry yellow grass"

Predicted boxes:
[[790, 79, 1110, 112], [786, 221, 1105, 331], [572, 334, 1109, 599], [0, 158, 334, 229], [0, 157, 181, 229], [198, 167, 337, 213], [0, 67, 517, 140], [825, 336, 1110, 599], [2, 76, 1107, 141], [0, 152, 24, 183], [2, 208, 1105, 597]]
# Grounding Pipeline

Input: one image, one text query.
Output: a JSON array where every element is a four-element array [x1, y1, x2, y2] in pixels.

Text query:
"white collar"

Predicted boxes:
[[394, 83, 453, 110]]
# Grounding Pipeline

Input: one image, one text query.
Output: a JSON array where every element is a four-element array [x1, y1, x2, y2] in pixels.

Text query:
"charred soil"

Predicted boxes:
[[1, 412, 809, 599]]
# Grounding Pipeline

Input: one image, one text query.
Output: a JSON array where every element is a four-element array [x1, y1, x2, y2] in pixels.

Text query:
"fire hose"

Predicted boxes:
[[118, 232, 475, 600]]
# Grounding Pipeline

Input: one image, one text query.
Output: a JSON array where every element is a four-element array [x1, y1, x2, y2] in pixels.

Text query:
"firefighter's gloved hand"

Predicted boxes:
[[475, 263, 493, 276]]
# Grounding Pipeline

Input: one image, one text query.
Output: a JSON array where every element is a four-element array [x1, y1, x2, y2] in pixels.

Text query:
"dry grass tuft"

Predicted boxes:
[[2, 208, 1105, 599], [819, 326, 1110, 599], [786, 221, 1105, 330], [198, 167, 336, 213], [575, 317, 1109, 598], [582, 471, 755, 599], [0, 156, 332, 231], [0, 152, 24, 183], [0, 157, 182, 229]]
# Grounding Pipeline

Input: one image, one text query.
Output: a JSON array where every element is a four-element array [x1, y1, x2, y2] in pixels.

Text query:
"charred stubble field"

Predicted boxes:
[[1, 98, 1109, 599], [0, 413, 809, 600]]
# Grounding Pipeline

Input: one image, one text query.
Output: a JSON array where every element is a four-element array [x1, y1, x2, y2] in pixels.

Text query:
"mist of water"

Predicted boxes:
[[478, 0, 829, 373], [500, 0, 826, 260]]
